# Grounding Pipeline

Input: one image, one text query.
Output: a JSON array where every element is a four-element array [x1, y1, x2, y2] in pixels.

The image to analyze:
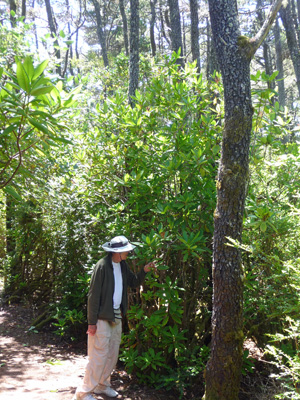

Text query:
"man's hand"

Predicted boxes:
[[87, 325, 97, 336], [144, 261, 157, 273]]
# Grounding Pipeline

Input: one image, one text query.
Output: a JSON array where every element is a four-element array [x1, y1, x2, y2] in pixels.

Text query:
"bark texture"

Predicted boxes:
[[167, 0, 184, 66], [119, 0, 129, 56], [150, 0, 158, 56], [189, 0, 200, 72], [274, 17, 285, 107], [280, 0, 300, 97], [256, 1, 275, 92], [203, 0, 282, 398], [128, 0, 139, 107], [45, 0, 61, 76], [92, 0, 109, 67]]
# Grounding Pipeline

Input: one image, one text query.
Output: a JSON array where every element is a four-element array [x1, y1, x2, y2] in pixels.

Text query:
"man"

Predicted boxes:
[[73, 235, 155, 400]]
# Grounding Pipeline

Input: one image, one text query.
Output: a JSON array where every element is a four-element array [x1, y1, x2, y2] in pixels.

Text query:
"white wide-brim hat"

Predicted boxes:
[[102, 235, 136, 253]]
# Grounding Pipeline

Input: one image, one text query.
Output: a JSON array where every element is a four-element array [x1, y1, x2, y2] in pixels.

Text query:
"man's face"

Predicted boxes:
[[112, 251, 129, 262], [120, 251, 129, 260]]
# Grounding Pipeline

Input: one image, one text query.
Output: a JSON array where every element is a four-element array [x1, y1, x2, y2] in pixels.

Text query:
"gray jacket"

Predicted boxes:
[[87, 253, 147, 324]]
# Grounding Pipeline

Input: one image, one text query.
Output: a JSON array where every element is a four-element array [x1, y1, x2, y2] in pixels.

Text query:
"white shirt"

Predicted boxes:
[[112, 261, 123, 309]]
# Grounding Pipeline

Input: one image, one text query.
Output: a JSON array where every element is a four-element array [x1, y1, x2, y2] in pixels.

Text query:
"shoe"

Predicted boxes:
[[73, 394, 97, 400], [94, 386, 119, 397], [82, 395, 97, 400]]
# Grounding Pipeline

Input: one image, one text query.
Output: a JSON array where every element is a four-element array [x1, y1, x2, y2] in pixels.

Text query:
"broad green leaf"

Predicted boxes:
[[52, 136, 72, 144], [260, 221, 267, 232], [69, 84, 82, 96], [16, 61, 30, 93], [28, 118, 50, 136], [3, 186, 22, 201], [23, 56, 35, 80], [32, 77, 51, 90], [1, 124, 17, 137], [31, 85, 54, 96], [32, 60, 49, 81]]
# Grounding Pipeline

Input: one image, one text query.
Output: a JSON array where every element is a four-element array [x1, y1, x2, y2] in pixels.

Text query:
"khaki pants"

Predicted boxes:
[[76, 318, 122, 398]]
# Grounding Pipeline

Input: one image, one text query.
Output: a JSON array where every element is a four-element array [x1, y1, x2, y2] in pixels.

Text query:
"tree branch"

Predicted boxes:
[[250, 0, 283, 56]]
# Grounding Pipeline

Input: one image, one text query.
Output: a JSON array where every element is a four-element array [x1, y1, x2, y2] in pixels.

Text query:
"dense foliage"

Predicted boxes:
[[0, 11, 300, 399]]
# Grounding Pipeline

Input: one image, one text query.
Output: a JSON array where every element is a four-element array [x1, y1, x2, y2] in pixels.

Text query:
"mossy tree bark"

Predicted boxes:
[[128, 0, 139, 107], [203, 1, 283, 399]]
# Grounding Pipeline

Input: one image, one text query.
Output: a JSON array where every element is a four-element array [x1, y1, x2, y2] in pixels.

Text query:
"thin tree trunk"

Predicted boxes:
[[274, 17, 285, 107], [44, 0, 61, 76], [119, 0, 129, 56], [21, 0, 26, 20], [128, 0, 139, 107], [150, 0, 157, 57], [32, 0, 39, 50], [256, 0, 275, 91], [159, 1, 170, 47], [280, 0, 300, 98], [189, 0, 200, 72], [167, 0, 184, 67], [9, 0, 17, 27], [206, 17, 219, 79], [182, 13, 186, 59], [92, 0, 109, 67], [291, 0, 300, 44]]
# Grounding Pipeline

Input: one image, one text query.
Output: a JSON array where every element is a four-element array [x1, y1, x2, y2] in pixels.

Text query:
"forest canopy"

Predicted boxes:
[[0, 0, 300, 399]]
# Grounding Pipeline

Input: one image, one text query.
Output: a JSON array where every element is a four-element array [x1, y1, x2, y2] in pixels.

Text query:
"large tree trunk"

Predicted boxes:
[[274, 17, 285, 107], [167, 0, 184, 67], [119, 0, 129, 56], [128, 0, 139, 107], [92, 0, 109, 67], [280, 0, 300, 97], [203, 1, 282, 399], [189, 0, 200, 72]]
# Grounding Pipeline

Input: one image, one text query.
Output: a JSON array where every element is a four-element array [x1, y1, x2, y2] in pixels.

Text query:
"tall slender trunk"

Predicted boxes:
[[92, 0, 109, 67], [206, 17, 219, 79], [189, 0, 201, 72], [9, 0, 17, 27], [167, 0, 184, 67], [280, 0, 300, 97], [150, 0, 157, 57], [256, 0, 275, 91], [32, 0, 39, 50], [128, 0, 139, 107], [21, 0, 26, 20], [159, 0, 170, 47], [182, 13, 186, 59], [44, 0, 61, 76], [274, 17, 285, 107], [119, 0, 129, 56]]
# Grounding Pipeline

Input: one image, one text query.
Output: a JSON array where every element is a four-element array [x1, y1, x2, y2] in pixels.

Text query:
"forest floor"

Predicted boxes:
[[0, 302, 281, 400]]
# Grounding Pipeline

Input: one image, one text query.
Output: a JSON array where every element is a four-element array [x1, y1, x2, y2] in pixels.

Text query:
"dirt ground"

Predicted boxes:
[[0, 303, 281, 400], [0, 304, 182, 400]]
